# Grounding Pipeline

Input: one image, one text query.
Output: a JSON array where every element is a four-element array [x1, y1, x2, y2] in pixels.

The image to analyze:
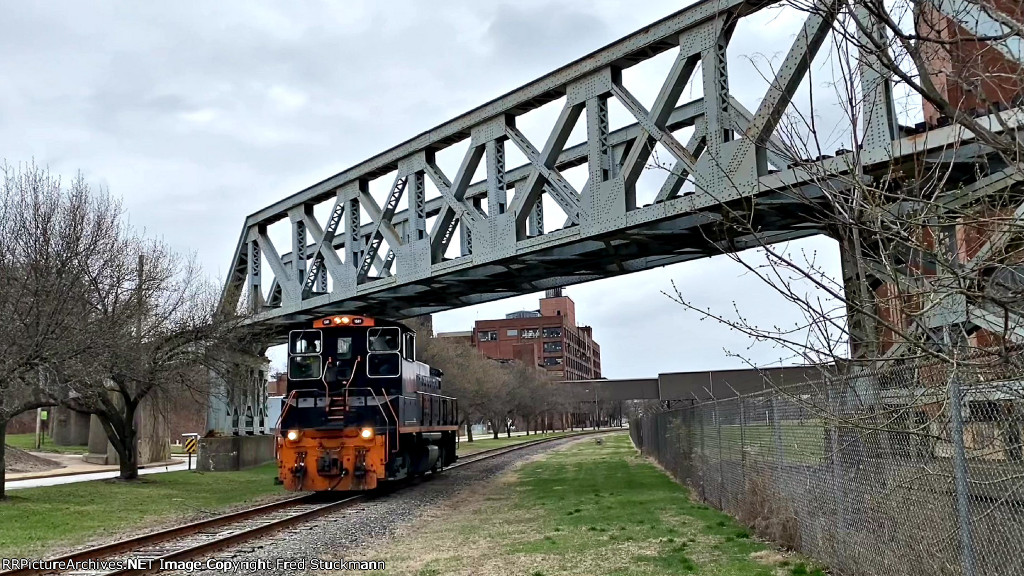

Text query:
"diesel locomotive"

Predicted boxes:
[[276, 314, 458, 491]]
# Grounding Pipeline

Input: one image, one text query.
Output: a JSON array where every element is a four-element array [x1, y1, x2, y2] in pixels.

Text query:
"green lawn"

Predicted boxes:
[[0, 463, 286, 558], [456, 431, 584, 456], [5, 433, 89, 455], [363, 433, 825, 576]]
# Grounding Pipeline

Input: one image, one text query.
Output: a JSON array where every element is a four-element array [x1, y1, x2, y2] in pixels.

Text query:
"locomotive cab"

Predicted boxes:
[[276, 315, 459, 492]]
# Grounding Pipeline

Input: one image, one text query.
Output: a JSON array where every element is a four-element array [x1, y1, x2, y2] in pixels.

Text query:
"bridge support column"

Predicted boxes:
[[205, 347, 270, 438]]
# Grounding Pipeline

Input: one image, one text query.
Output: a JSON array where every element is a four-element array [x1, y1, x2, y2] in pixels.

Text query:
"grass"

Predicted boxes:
[[670, 421, 826, 466], [718, 422, 825, 465], [360, 433, 824, 576], [456, 431, 585, 456], [0, 463, 286, 557], [5, 433, 89, 455]]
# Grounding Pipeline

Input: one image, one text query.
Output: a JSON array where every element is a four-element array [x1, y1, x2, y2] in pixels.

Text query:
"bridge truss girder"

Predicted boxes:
[[220, 0, 864, 334], [219, 0, 1024, 346]]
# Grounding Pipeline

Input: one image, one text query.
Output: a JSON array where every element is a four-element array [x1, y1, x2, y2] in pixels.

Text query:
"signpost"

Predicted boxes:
[[182, 433, 199, 471], [35, 409, 48, 450]]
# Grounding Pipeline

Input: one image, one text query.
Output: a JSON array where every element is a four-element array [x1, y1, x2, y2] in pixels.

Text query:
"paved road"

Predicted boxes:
[[6, 459, 189, 490]]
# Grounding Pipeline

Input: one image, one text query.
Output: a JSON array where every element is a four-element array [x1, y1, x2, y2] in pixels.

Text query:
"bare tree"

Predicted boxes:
[[0, 163, 125, 498], [413, 319, 588, 441], [413, 324, 492, 441], [60, 241, 243, 480]]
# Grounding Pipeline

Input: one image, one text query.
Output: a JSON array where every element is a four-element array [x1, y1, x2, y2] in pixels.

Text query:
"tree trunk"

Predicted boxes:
[[491, 419, 499, 440], [0, 418, 7, 500], [100, 402, 140, 481], [466, 425, 474, 443], [116, 428, 139, 480]]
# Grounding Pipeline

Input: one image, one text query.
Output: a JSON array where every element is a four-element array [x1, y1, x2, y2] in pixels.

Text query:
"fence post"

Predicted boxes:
[[698, 403, 706, 502], [738, 396, 746, 490], [948, 371, 977, 576], [714, 401, 725, 510], [769, 396, 785, 473]]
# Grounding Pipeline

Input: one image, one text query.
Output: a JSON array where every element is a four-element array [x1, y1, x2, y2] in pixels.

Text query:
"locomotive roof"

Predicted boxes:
[[311, 314, 418, 334]]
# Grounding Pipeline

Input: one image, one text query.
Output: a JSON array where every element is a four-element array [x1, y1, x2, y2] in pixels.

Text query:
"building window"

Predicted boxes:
[[543, 357, 563, 366], [542, 327, 562, 338], [507, 329, 519, 337], [543, 341, 563, 353], [522, 328, 539, 338], [478, 330, 498, 341]]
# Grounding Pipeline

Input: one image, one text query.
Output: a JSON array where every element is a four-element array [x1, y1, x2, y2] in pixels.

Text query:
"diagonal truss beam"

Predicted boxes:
[[506, 114, 583, 226], [426, 145, 485, 261], [357, 174, 408, 282]]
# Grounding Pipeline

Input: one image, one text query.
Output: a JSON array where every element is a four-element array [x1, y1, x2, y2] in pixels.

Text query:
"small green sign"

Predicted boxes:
[[39, 410, 48, 421]]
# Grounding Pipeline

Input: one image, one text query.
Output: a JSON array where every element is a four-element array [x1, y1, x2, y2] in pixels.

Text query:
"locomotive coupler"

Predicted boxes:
[[353, 448, 368, 478], [317, 450, 345, 476]]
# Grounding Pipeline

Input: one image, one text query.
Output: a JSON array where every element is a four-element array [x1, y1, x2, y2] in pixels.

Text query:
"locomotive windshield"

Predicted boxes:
[[290, 356, 321, 380], [336, 337, 353, 359], [367, 327, 401, 377], [368, 327, 401, 351], [289, 330, 323, 380], [290, 331, 322, 354], [325, 337, 355, 383]]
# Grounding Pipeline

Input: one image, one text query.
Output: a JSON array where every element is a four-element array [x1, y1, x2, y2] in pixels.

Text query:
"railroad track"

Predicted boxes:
[[4, 429, 615, 576]]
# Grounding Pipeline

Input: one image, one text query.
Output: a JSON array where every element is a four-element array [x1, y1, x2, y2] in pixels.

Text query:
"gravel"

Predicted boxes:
[[182, 436, 592, 576]]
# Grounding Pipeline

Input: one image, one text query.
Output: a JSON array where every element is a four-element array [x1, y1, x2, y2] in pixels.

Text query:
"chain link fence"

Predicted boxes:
[[630, 360, 1024, 576]]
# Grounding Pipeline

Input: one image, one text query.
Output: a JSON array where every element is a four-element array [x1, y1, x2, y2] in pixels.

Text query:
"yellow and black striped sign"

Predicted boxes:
[[183, 437, 198, 454]]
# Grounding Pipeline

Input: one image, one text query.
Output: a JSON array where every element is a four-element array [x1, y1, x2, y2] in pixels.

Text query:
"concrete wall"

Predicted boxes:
[[50, 407, 91, 446], [83, 414, 119, 465], [564, 365, 829, 402], [197, 435, 275, 472]]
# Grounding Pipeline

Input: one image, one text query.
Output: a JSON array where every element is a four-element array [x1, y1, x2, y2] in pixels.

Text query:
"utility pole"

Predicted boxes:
[[35, 367, 44, 449], [34, 408, 42, 450], [136, 255, 144, 338]]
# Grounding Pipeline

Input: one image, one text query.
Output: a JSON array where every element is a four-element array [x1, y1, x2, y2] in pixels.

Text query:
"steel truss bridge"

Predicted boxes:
[[210, 0, 1024, 434]]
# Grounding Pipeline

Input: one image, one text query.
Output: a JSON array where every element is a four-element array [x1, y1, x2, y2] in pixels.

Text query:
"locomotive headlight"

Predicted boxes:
[[359, 427, 374, 439], [286, 430, 301, 442]]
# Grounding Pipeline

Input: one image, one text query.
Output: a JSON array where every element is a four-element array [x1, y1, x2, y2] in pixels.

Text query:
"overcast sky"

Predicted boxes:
[[0, 0, 868, 378]]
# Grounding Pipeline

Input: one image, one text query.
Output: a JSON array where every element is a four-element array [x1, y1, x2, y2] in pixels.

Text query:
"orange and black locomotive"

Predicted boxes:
[[276, 315, 458, 492]]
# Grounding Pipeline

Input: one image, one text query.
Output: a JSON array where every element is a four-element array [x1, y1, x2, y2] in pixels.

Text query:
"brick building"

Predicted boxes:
[[459, 289, 601, 380], [918, 0, 1024, 125]]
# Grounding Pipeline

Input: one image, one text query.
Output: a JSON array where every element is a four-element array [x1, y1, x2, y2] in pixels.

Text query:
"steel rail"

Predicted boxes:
[[3, 428, 617, 576]]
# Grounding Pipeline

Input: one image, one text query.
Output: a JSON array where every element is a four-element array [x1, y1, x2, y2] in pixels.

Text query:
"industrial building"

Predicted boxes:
[[439, 289, 601, 380]]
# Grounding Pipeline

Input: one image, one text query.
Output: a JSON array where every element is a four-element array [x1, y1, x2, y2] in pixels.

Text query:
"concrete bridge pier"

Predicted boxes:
[[200, 349, 274, 471]]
